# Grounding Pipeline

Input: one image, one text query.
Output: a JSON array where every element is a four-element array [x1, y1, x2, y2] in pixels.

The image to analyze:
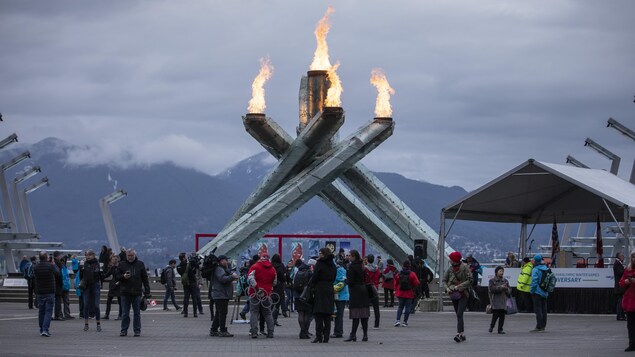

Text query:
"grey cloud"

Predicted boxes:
[[1, 1, 633, 191]]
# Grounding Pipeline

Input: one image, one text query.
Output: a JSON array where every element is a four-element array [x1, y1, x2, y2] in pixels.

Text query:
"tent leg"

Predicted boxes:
[[626, 207, 633, 265], [437, 212, 446, 312]]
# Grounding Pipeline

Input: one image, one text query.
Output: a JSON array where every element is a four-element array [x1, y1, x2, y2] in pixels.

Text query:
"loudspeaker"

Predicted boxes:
[[414, 239, 427, 260]]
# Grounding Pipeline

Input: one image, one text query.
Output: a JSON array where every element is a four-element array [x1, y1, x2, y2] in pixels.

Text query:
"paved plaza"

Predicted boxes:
[[0, 302, 628, 356]]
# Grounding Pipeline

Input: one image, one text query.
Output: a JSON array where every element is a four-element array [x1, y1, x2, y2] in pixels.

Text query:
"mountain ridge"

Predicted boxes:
[[0, 137, 520, 268]]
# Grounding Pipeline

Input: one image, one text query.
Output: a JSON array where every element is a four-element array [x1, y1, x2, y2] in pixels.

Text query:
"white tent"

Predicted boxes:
[[438, 159, 635, 287]]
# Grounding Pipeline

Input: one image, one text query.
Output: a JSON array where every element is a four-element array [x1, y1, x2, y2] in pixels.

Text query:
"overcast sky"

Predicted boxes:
[[1, 0, 633, 190]]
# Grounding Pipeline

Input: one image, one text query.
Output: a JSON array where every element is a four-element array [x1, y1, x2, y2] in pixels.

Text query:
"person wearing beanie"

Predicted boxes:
[[443, 251, 472, 343], [209, 255, 238, 337], [488, 266, 511, 334], [247, 252, 277, 338], [529, 254, 549, 332]]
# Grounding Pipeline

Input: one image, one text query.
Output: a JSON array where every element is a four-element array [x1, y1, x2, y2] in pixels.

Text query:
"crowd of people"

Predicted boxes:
[[24, 246, 151, 337], [190, 247, 434, 343], [22, 245, 635, 351]]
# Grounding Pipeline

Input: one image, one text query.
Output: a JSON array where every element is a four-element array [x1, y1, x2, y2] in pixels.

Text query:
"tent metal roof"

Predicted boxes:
[[442, 159, 635, 224]]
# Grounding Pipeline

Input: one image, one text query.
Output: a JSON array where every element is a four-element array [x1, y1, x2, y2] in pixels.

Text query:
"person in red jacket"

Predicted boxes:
[[393, 260, 420, 327], [382, 259, 398, 307], [247, 253, 277, 339], [619, 250, 635, 352]]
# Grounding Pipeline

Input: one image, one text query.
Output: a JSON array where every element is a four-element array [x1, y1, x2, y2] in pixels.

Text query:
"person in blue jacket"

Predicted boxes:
[[331, 260, 349, 338], [529, 254, 549, 332]]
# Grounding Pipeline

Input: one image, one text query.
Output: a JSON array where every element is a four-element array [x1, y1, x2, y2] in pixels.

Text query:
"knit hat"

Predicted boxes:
[[533, 254, 543, 263], [260, 253, 270, 260], [217, 255, 228, 261], [449, 251, 462, 263], [308, 258, 317, 266]]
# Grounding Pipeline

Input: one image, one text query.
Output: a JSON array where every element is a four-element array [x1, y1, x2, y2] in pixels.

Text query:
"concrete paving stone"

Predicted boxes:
[[0, 302, 627, 356]]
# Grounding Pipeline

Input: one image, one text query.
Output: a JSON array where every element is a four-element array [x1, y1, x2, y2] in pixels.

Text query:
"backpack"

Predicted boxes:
[[399, 271, 412, 291], [23, 262, 34, 280], [539, 268, 557, 293], [181, 263, 190, 287], [61, 266, 71, 291], [293, 269, 310, 293], [160, 267, 168, 285]]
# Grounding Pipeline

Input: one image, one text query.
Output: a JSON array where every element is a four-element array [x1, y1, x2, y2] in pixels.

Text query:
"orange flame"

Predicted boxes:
[[247, 57, 274, 114], [309, 6, 335, 71], [325, 62, 343, 107], [370, 68, 395, 117]]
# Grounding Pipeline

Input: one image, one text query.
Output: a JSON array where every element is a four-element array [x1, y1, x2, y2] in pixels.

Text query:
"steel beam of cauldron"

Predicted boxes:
[[198, 117, 397, 258], [237, 113, 450, 269], [226, 107, 345, 226], [339, 165, 453, 268], [241, 113, 409, 261]]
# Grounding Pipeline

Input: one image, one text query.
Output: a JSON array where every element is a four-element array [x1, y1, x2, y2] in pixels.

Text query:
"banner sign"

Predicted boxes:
[[480, 268, 615, 288]]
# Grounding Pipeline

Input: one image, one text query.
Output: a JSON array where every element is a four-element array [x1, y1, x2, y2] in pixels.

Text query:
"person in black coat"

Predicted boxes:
[[310, 248, 337, 343], [615, 252, 627, 320], [115, 249, 151, 337], [345, 249, 370, 342], [271, 254, 288, 326], [80, 249, 103, 331], [293, 260, 313, 339]]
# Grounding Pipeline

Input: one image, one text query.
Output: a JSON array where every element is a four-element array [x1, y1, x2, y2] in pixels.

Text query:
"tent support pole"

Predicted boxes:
[[602, 198, 628, 259], [520, 219, 527, 259], [437, 211, 446, 312], [626, 207, 632, 265]]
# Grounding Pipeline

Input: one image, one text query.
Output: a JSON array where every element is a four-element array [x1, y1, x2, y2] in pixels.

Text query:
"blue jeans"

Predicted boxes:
[[396, 297, 413, 323], [241, 300, 250, 314], [83, 284, 101, 321], [163, 286, 178, 309], [121, 294, 141, 333], [38, 293, 55, 333], [532, 294, 548, 329], [334, 300, 346, 336]]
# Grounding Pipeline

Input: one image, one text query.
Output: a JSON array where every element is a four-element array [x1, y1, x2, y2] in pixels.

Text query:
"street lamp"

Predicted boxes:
[[12, 166, 40, 232], [584, 138, 621, 175], [100, 189, 127, 252], [565, 155, 590, 168], [607, 118, 635, 184], [0, 151, 30, 232], [22, 177, 49, 233]]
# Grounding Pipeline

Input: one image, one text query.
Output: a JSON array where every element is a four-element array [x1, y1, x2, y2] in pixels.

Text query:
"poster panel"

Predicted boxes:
[[339, 241, 351, 255], [308, 240, 320, 258], [291, 241, 303, 263]]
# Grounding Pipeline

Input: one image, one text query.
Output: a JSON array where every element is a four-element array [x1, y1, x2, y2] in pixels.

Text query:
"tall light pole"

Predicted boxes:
[[0, 133, 19, 228], [100, 189, 127, 252], [0, 151, 30, 232], [12, 166, 40, 232], [607, 118, 635, 184], [584, 138, 621, 175], [22, 177, 49, 233]]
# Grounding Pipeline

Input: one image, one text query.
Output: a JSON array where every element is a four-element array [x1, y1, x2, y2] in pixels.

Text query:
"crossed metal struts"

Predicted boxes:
[[198, 70, 452, 272]]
